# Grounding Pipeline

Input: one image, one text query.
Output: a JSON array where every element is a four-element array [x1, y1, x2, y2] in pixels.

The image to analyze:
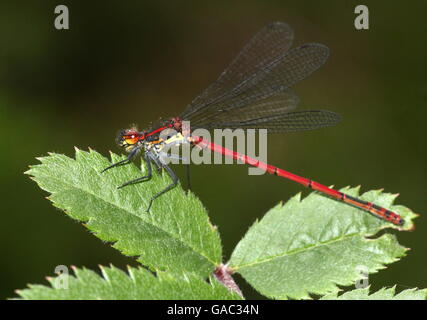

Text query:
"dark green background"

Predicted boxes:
[[1, 1, 426, 299]]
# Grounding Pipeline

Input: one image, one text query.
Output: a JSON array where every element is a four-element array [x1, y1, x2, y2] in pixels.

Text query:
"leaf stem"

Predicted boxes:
[[213, 264, 243, 298]]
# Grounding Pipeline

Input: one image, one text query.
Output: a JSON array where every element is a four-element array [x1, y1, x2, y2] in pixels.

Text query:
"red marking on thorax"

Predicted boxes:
[[138, 124, 173, 141]]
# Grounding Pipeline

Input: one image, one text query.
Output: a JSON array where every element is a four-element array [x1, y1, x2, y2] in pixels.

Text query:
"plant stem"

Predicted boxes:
[[213, 264, 244, 298]]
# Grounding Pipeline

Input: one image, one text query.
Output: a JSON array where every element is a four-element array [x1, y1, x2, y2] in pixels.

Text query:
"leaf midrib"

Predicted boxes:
[[231, 229, 374, 270]]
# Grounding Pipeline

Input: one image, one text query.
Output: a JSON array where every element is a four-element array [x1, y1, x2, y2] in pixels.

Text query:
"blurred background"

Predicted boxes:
[[0, 1, 426, 299]]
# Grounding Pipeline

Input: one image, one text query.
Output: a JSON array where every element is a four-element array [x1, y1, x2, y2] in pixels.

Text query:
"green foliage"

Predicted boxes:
[[229, 187, 416, 299], [22, 150, 422, 300], [321, 286, 427, 300], [16, 265, 241, 300], [25, 148, 222, 278]]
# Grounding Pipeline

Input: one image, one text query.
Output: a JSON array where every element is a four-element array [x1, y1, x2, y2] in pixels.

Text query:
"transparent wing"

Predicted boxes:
[[180, 22, 331, 133], [200, 109, 342, 133], [181, 22, 295, 120], [190, 90, 299, 128]]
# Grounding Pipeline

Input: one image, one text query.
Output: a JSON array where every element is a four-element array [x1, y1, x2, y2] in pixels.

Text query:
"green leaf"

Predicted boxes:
[[16, 265, 241, 300], [25, 149, 222, 277], [321, 286, 427, 300], [229, 186, 416, 299]]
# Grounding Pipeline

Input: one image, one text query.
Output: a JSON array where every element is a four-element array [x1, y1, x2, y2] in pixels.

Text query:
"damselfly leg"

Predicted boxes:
[[117, 151, 153, 189], [159, 150, 191, 190], [101, 147, 141, 173], [103, 148, 180, 212], [146, 164, 178, 212], [184, 164, 192, 191]]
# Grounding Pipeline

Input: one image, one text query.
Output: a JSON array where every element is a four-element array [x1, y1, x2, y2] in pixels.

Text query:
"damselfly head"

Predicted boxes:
[[116, 128, 141, 152]]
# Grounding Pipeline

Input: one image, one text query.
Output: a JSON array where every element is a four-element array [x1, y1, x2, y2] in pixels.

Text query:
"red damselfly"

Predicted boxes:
[[102, 22, 404, 226]]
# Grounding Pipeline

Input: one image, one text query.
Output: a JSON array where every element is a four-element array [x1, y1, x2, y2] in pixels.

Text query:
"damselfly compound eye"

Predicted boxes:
[[116, 128, 140, 147], [124, 134, 138, 145]]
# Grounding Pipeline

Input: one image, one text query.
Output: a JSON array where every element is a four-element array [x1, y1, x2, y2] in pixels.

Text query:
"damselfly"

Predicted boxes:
[[102, 22, 404, 226]]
